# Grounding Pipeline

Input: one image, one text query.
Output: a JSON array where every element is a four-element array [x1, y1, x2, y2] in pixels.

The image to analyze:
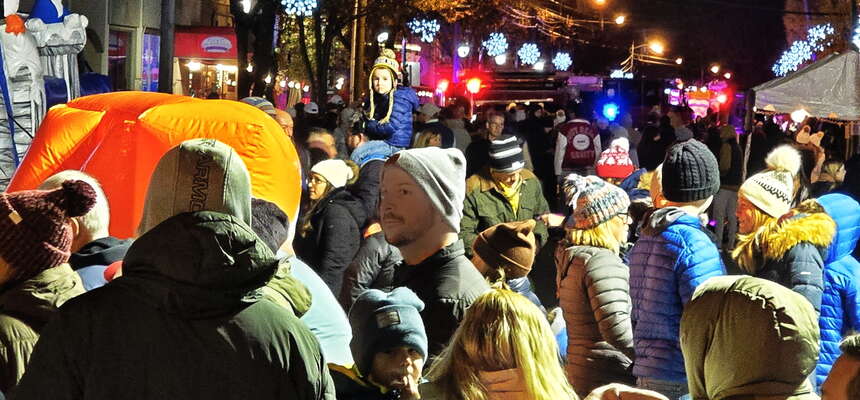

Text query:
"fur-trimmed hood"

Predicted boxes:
[[758, 211, 836, 262]]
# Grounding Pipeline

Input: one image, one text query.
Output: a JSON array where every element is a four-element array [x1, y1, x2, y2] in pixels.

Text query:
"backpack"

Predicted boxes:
[[560, 120, 597, 169]]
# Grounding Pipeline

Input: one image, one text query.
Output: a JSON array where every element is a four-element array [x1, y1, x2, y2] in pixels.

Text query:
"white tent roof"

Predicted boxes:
[[753, 50, 860, 121]]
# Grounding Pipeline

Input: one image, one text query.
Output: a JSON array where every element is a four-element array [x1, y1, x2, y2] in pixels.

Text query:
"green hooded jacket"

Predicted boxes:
[[0, 264, 84, 393], [681, 275, 820, 400], [11, 212, 335, 400]]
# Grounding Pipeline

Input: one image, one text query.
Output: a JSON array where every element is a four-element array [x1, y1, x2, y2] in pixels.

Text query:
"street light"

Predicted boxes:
[[241, 0, 251, 13], [594, 0, 606, 5], [675, 57, 683, 65], [648, 41, 665, 55], [723, 72, 732, 79], [457, 44, 470, 58], [376, 31, 389, 43], [494, 54, 507, 65], [533, 60, 545, 71], [614, 15, 626, 25], [710, 64, 721, 74]]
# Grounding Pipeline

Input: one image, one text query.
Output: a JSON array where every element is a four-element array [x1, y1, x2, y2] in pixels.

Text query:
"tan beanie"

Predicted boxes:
[[471, 220, 537, 279]]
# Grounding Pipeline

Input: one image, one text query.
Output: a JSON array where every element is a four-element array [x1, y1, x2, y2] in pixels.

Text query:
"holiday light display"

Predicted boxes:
[[407, 18, 441, 43], [281, 0, 317, 16], [482, 32, 508, 57], [552, 52, 572, 71], [517, 43, 540, 65], [772, 23, 835, 76]]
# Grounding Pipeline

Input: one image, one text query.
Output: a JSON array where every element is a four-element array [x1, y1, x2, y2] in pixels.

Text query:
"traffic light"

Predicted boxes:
[[466, 78, 482, 95]]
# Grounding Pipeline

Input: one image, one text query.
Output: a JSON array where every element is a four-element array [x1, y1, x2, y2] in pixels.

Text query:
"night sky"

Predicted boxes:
[[570, 0, 788, 89]]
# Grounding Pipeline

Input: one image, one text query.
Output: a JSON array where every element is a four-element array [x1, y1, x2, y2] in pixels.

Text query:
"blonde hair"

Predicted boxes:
[[368, 66, 396, 123], [732, 196, 777, 274], [565, 219, 623, 255], [413, 130, 441, 148], [424, 289, 578, 400]]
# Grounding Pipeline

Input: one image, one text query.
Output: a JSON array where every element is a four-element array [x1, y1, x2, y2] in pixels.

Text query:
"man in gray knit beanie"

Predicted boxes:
[[380, 147, 489, 358]]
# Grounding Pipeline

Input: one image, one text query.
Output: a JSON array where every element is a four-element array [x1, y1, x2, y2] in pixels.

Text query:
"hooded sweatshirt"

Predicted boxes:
[[12, 139, 335, 400], [681, 275, 819, 400]]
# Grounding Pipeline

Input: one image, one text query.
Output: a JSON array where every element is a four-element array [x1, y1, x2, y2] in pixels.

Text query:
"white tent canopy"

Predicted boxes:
[[753, 50, 860, 121]]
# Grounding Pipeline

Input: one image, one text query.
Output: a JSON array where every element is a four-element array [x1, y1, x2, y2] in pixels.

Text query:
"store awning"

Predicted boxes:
[[175, 26, 237, 60]]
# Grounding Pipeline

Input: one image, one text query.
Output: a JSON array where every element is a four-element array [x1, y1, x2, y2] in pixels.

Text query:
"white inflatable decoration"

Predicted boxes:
[[0, 0, 50, 190], [25, 0, 87, 101]]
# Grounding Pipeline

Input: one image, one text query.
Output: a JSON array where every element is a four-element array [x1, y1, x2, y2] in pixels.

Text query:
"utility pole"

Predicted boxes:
[[350, 0, 367, 104], [158, 0, 175, 93]]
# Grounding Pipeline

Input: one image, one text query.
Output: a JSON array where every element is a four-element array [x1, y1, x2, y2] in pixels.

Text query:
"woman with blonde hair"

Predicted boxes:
[[412, 130, 443, 148], [420, 288, 579, 400], [733, 144, 833, 312], [555, 174, 635, 396]]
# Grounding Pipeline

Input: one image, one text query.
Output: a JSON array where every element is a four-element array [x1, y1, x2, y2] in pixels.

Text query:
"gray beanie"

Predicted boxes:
[[349, 288, 427, 376], [390, 147, 466, 232], [661, 138, 720, 203], [138, 138, 252, 234]]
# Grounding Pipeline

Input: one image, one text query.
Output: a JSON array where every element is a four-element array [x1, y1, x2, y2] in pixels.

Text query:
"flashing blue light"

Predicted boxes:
[[602, 103, 619, 121]]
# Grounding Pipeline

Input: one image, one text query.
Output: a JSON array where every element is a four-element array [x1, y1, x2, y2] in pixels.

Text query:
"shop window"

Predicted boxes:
[[141, 31, 160, 92], [108, 29, 132, 91]]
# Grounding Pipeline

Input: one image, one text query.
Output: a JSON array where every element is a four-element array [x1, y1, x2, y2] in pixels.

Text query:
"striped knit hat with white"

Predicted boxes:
[[489, 135, 525, 173]]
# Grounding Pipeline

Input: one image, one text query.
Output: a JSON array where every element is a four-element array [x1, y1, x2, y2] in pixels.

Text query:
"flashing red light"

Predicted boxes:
[[466, 78, 482, 94], [716, 93, 728, 104], [436, 79, 450, 93]]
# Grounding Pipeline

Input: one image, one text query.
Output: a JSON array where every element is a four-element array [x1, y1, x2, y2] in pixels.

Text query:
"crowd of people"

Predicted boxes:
[[0, 49, 860, 400]]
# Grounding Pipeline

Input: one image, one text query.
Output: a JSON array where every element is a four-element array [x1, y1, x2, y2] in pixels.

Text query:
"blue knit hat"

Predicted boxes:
[[348, 288, 427, 376]]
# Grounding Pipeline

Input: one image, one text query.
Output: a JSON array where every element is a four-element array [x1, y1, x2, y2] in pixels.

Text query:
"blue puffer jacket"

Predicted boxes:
[[364, 87, 420, 148], [815, 193, 860, 389], [628, 207, 725, 383]]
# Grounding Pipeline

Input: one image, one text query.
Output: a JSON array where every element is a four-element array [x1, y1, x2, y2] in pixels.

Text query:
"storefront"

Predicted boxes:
[[174, 26, 239, 99]]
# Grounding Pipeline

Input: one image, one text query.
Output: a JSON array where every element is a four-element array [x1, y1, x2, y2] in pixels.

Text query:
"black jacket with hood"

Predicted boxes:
[[295, 187, 367, 296], [339, 232, 401, 309]]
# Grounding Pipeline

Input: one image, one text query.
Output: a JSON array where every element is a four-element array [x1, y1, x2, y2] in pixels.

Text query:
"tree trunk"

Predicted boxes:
[[297, 17, 315, 100], [232, 0, 252, 98], [251, 0, 277, 99], [157, 0, 175, 93]]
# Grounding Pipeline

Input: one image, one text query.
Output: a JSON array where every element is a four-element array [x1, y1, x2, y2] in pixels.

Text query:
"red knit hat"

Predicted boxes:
[[0, 180, 97, 283], [596, 137, 636, 179]]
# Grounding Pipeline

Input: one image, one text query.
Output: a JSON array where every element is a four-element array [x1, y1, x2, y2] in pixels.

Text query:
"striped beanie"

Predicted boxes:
[[489, 135, 525, 173], [240, 97, 277, 118], [563, 174, 630, 229]]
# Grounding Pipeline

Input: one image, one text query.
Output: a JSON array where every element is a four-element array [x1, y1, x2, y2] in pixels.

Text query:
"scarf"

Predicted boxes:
[[495, 175, 523, 212]]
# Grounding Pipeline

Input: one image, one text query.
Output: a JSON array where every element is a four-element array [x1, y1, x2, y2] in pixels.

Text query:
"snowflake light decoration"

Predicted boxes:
[[407, 18, 441, 43], [482, 33, 508, 57], [281, 0, 317, 16], [553, 52, 572, 71], [518, 43, 540, 65], [772, 23, 835, 76], [853, 15, 860, 50]]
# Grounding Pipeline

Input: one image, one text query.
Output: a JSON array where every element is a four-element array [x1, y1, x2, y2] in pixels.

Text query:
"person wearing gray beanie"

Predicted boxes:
[[380, 147, 489, 359], [330, 288, 427, 399]]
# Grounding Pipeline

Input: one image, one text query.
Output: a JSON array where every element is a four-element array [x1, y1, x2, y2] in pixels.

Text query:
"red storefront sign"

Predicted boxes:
[[174, 26, 237, 59]]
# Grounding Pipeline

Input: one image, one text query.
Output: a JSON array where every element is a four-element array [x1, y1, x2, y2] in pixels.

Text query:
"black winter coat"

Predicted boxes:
[[340, 232, 402, 309], [391, 241, 489, 358], [295, 188, 367, 296]]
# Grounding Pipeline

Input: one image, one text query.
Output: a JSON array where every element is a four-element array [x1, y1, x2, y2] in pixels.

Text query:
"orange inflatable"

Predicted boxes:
[[8, 92, 302, 239]]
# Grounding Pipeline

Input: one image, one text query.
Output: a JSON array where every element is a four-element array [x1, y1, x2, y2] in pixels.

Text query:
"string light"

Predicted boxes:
[[772, 23, 835, 76], [407, 18, 440, 43], [483, 33, 508, 57], [280, 0, 317, 16], [517, 43, 540, 65], [552, 52, 572, 71]]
